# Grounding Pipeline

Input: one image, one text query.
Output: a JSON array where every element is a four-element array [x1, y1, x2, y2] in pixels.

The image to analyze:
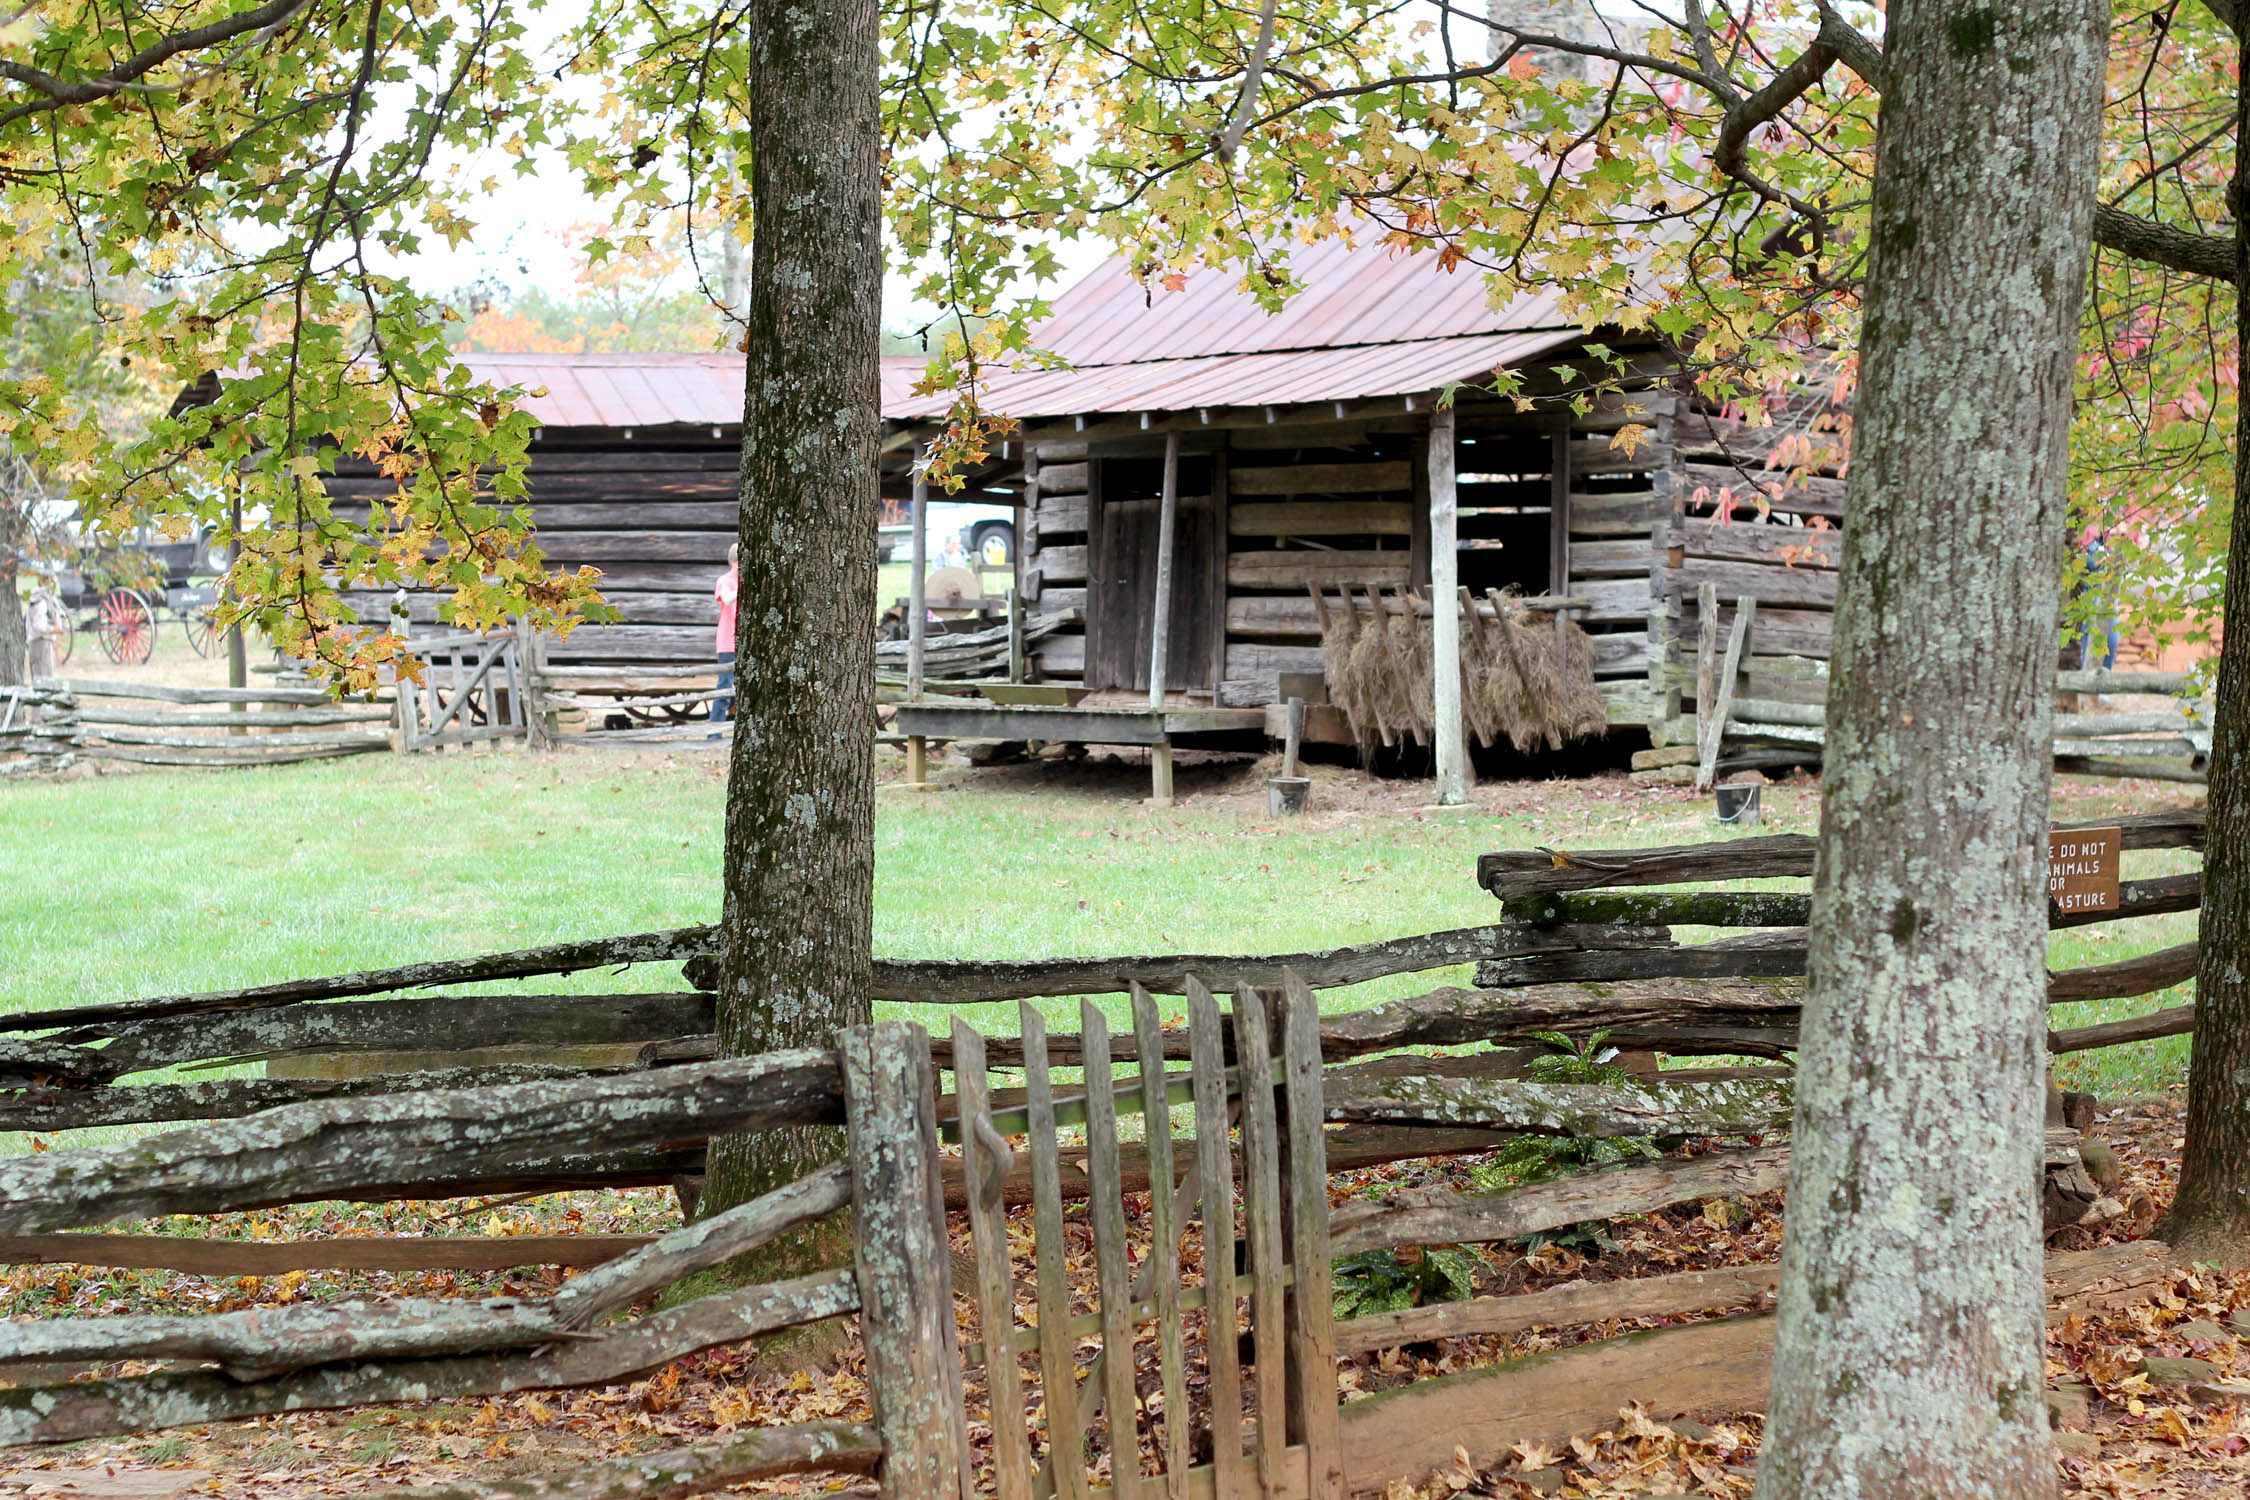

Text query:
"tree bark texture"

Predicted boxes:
[[1755, 4, 2105, 1498], [703, 0, 882, 1248], [0, 566, 25, 687], [2164, 65, 2250, 1266]]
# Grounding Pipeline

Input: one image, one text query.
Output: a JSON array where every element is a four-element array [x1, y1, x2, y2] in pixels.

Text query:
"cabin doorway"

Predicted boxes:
[[1084, 453, 1223, 695]]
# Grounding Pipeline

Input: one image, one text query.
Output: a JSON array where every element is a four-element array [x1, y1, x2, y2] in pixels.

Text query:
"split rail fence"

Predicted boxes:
[[12, 678, 393, 770], [0, 810, 2205, 1493]]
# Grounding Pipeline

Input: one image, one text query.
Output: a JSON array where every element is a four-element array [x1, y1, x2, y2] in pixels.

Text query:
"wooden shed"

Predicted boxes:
[[884, 236, 1847, 795]]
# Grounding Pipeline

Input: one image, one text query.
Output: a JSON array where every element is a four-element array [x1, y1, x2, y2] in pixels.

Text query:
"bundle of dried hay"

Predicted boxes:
[[1315, 588, 1607, 756]]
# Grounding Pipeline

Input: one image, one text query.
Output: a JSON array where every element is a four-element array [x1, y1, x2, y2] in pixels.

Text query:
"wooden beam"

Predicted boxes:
[[1429, 407, 1466, 806], [1149, 430, 1181, 713], [907, 447, 929, 784], [1694, 596, 1757, 791]]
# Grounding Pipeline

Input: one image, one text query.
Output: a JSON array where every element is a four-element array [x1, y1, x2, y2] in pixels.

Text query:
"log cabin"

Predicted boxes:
[[882, 236, 1847, 797]]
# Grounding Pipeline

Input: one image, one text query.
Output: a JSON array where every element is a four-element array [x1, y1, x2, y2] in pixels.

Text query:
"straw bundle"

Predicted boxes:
[[1313, 587, 1607, 756]]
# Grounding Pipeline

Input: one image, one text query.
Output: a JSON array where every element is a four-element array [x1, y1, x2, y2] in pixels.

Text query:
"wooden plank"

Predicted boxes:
[[1278, 976, 1345, 1500], [1130, 986, 1191, 1500], [1228, 501, 1413, 536], [1187, 979, 1246, 1499], [40, 679, 337, 707], [1693, 581, 1718, 758], [1080, 1001, 1145, 1485], [949, 1021, 1033, 1500], [1039, 462, 1091, 495], [538, 533, 735, 564], [1566, 491, 1665, 537], [1035, 543, 1090, 583], [1679, 462, 1846, 518], [1233, 988, 1288, 1498], [1018, 1004, 1090, 1500], [1673, 411, 1844, 468], [1228, 462, 1411, 496], [1696, 597, 1756, 791], [382, 1422, 881, 1499], [1562, 576, 1657, 623], [842, 1023, 969, 1500], [1677, 558, 1836, 610], [1566, 537, 1659, 577], [1330, 1145, 1791, 1257], [1226, 550, 1410, 590], [1567, 438, 1673, 475], [1679, 518, 1841, 569], [1148, 430, 1183, 708], [1335, 1264, 1780, 1355], [2050, 1003, 2195, 1053], [1677, 599, 1832, 659], [1222, 641, 1327, 690], [0, 1233, 654, 1275], [1035, 496, 1089, 537]]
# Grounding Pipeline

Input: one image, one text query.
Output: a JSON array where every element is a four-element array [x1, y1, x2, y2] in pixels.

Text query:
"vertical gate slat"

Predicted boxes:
[[1232, 984, 1288, 1499], [1279, 972, 1345, 1500], [1018, 1004, 1089, 1500], [1129, 984, 1190, 1500], [1184, 978, 1245, 1498], [1080, 1001, 1144, 1491], [951, 1019, 1034, 1500]]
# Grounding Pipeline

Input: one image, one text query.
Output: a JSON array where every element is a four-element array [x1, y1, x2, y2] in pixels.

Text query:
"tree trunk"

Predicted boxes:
[[697, 0, 881, 1276], [0, 558, 24, 685], [1754, 2, 2105, 1497], [2162, 65, 2250, 1266]]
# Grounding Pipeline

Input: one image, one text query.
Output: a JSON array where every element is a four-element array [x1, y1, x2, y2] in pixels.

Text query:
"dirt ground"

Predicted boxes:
[[3, 1098, 2247, 1499]]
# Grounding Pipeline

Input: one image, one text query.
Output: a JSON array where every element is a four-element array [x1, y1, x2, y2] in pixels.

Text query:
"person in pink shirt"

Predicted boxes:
[[712, 544, 739, 728]]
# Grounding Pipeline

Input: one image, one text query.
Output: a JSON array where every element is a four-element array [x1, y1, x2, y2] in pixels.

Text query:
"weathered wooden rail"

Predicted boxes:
[[20, 677, 393, 768]]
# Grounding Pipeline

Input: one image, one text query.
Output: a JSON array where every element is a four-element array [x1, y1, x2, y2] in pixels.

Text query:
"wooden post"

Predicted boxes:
[[1283, 695, 1305, 779], [1694, 580, 1720, 760], [1547, 417, 1572, 596], [907, 446, 929, 785], [1150, 738, 1175, 806], [1695, 595, 1758, 792], [1428, 405, 1467, 805], [1147, 429, 1181, 709], [1007, 585, 1025, 684], [841, 1021, 969, 1500]]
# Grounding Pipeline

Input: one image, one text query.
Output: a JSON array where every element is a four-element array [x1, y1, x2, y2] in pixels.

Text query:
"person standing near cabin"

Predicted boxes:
[[711, 544, 740, 731]]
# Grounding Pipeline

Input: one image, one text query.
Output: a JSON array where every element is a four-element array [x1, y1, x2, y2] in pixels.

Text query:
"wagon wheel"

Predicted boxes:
[[183, 600, 224, 658], [51, 611, 74, 667], [95, 587, 156, 666]]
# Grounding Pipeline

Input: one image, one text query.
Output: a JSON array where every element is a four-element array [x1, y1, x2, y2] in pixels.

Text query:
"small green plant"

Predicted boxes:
[[1466, 1030, 1663, 1194], [138, 1438, 189, 1465], [1331, 1246, 1483, 1319]]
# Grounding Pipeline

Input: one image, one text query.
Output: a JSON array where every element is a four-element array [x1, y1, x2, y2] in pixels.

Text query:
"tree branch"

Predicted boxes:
[[2092, 203, 2238, 281], [2198, 0, 2242, 39], [0, 0, 314, 116], [1218, 0, 1280, 161]]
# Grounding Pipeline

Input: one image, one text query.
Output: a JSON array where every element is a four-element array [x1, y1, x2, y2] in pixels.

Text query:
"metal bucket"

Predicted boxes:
[[1267, 775, 1311, 816], [1714, 782, 1762, 827]]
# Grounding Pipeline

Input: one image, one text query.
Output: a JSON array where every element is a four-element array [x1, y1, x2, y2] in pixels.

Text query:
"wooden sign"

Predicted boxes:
[[2050, 827, 2122, 915]]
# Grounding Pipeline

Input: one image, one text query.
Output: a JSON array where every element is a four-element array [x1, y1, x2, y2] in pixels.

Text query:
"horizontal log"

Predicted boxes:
[[1479, 809, 2205, 896], [1676, 558, 1837, 610], [539, 533, 735, 565], [1315, 980, 1799, 1063], [1336, 1262, 1781, 1354], [1228, 461, 1412, 495], [1472, 934, 1810, 987], [1226, 549, 1412, 589], [1565, 538, 1659, 577], [2050, 1004, 2194, 1052], [1567, 491, 1666, 538], [2047, 942, 2197, 1004], [0, 1037, 126, 1087], [0, 1050, 842, 1233], [1672, 413, 1843, 469], [34, 678, 344, 707], [2055, 669, 2199, 695], [2055, 736, 2205, 758], [1332, 1144, 1790, 1257], [0, 926, 717, 1035], [387, 1422, 882, 1500], [1678, 463, 1846, 519], [74, 706, 394, 729], [874, 923, 1674, 1006], [90, 986, 699, 1071], [1035, 460, 1090, 494], [0, 1233, 653, 1274], [1675, 600, 1833, 659], [1569, 438, 1673, 475], [2057, 757, 2209, 785], [0, 1268, 858, 1445], [1222, 640, 1327, 685], [1028, 542, 1088, 582], [0, 1062, 648, 1134], [1321, 1072, 1794, 1138], [1677, 518, 1840, 569], [1229, 500, 1413, 536], [82, 743, 388, 768], [1506, 871, 2199, 934], [1032, 496, 1088, 537], [85, 724, 393, 751]]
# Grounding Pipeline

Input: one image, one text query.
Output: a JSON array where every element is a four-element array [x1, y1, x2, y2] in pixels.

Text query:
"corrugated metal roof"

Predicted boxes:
[[456, 237, 1589, 428], [451, 351, 930, 430]]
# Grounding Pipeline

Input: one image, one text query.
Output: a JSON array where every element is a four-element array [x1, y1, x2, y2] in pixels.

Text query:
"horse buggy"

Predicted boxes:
[[31, 526, 228, 668]]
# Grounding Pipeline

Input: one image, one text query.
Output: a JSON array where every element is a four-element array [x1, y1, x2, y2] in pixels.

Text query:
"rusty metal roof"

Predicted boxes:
[[454, 235, 1588, 429], [452, 351, 929, 430], [884, 236, 1588, 421]]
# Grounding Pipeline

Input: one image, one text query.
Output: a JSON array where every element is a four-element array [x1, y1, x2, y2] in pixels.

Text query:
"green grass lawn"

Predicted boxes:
[[0, 746, 2200, 1149]]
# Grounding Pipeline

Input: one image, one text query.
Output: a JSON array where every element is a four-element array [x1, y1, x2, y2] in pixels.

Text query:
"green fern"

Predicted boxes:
[[1466, 1031, 1661, 1194], [1331, 1247, 1484, 1320]]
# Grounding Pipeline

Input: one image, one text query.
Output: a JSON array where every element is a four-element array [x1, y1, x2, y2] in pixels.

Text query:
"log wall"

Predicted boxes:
[[330, 436, 742, 667]]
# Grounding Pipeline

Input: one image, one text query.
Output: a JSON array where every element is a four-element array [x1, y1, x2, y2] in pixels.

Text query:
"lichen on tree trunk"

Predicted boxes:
[[0, 556, 25, 686], [697, 0, 880, 1294], [2162, 65, 2250, 1268], [1753, 2, 2105, 1497]]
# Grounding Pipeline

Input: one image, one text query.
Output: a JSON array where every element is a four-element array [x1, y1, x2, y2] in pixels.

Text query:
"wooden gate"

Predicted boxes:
[[948, 976, 1344, 1500], [396, 627, 530, 751]]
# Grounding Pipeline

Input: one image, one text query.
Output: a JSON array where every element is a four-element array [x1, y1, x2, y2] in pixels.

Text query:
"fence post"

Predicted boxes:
[[840, 1021, 969, 1500]]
